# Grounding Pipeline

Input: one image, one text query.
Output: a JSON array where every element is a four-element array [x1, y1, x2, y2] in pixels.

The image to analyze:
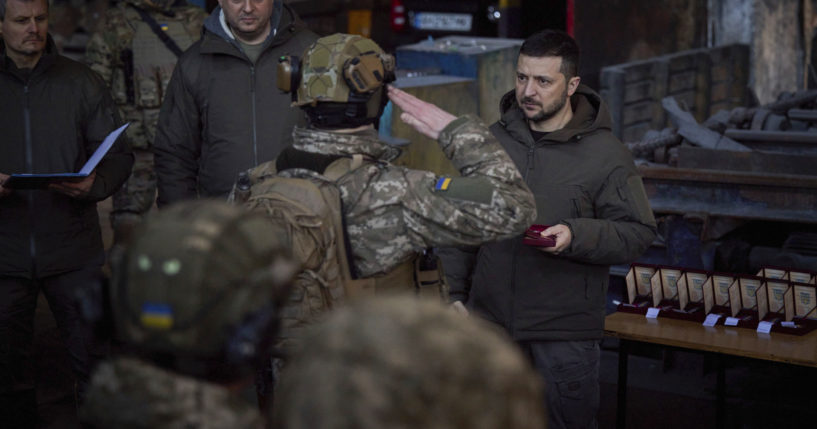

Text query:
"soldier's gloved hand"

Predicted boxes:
[[387, 85, 456, 140]]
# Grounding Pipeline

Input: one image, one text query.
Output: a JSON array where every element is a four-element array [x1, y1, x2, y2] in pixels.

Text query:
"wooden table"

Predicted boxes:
[[604, 312, 817, 429]]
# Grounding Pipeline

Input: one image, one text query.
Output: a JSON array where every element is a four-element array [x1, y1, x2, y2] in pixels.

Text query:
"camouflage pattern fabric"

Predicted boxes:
[[273, 296, 546, 429], [81, 357, 265, 429], [294, 32, 394, 106], [291, 115, 537, 278], [85, 0, 205, 228]]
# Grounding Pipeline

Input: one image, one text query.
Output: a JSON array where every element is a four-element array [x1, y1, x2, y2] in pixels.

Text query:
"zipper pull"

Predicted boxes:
[[527, 146, 534, 170]]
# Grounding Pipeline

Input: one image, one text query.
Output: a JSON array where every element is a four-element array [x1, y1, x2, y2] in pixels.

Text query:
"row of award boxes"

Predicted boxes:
[[618, 264, 817, 335]]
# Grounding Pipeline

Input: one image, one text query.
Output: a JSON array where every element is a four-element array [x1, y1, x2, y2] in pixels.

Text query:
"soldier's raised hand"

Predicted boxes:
[[387, 85, 456, 140]]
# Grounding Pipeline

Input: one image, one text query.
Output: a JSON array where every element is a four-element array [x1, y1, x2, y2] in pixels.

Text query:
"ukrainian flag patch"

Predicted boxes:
[[160, 24, 169, 32], [435, 177, 452, 191], [140, 302, 174, 330]]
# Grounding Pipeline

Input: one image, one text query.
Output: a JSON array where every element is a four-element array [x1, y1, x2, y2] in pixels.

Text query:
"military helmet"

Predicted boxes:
[[277, 33, 396, 127], [110, 200, 296, 380]]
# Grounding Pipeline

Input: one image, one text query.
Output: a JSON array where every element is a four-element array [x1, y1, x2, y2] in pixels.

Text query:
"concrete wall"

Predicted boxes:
[[709, 0, 805, 104]]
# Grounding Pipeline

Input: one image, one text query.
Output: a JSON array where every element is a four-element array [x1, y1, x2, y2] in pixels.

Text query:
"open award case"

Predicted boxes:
[[648, 267, 708, 321], [722, 275, 764, 329], [669, 269, 709, 321], [786, 269, 816, 285], [703, 273, 737, 320], [753, 267, 817, 335], [618, 264, 657, 314], [787, 281, 817, 335]]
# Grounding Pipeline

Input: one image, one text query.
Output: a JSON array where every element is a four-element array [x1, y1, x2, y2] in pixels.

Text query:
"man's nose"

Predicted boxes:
[[241, 0, 254, 12], [523, 80, 536, 97]]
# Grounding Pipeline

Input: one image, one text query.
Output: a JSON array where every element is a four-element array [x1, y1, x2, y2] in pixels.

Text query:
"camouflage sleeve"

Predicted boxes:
[[84, 9, 128, 87], [85, 33, 113, 85], [404, 115, 536, 246]]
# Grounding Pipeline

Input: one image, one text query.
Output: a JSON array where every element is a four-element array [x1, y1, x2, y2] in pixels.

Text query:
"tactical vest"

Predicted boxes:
[[113, 6, 198, 146], [233, 155, 448, 354]]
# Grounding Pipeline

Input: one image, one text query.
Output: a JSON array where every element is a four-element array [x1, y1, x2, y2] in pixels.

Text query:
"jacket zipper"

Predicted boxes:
[[23, 84, 37, 276], [250, 65, 258, 166], [512, 143, 536, 337], [524, 144, 535, 181]]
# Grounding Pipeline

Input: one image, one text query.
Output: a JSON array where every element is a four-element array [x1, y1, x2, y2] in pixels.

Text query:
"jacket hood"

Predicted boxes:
[[203, 1, 286, 50], [81, 358, 264, 429], [497, 84, 612, 145]]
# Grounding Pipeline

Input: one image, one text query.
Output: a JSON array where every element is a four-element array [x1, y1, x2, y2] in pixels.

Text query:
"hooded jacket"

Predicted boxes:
[[153, 3, 317, 206], [0, 38, 133, 278], [441, 85, 656, 341]]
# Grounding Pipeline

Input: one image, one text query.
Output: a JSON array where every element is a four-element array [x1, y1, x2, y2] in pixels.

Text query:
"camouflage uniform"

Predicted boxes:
[[288, 119, 536, 278], [78, 200, 297, 428], [81, 358, 265, 429], [273, 296, 546, 429], [85, 0, 205, 233]]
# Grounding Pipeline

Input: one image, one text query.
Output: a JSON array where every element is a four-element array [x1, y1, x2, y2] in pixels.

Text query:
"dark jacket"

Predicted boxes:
[[441, 85, 656, 341], [153, 4, 318, 206], [0, 38, 133, 278]]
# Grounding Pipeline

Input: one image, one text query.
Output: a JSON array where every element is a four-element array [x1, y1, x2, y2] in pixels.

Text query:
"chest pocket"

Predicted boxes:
[[533, 184, 593, 225]]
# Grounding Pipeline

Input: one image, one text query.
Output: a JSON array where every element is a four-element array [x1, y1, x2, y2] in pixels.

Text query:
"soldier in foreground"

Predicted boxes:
[[234, 33, 536, 357], [85, 0, 206, 245], [80, 200, 297, 428], [274, 296, 546, 429]]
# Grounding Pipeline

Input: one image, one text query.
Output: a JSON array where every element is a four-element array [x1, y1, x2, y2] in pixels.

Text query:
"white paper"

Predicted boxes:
[[703, 314, 721, 327], [781, 321, 797, 328], [725, 317, 740, 326], [756, 321, 773, 334], [646, 307, 660, 319]]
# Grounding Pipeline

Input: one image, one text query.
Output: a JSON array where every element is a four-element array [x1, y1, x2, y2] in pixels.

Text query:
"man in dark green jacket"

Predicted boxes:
[[440, 30, 656, 429], [153, 0, 317, 207], [0, 0, 133, 424]]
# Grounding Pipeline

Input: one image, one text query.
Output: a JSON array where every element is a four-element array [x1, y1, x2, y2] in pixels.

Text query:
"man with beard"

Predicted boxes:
[[153, 0, 317, 206], [439, 29, 656, 429]]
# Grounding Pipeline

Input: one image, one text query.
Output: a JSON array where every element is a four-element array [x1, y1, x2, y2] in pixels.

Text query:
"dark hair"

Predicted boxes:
[[519, 29, 580, 79], [0, 0, 48, 21]]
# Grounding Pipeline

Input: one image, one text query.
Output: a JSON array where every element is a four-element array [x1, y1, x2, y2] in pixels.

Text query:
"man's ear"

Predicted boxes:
[[567, 76, 581, 97]]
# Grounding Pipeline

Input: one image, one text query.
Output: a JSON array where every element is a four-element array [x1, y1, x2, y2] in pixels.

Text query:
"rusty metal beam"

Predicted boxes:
[[638, 166, 817, 224]]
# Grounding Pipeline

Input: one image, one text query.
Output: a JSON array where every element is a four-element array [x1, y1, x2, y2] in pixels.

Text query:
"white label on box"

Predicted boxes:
[[725, 317, 740, 326], [646, 307, 660, 319], [703, 314, 721, 327], [781, 321, 797, 328], [756, 321, 773, 334]]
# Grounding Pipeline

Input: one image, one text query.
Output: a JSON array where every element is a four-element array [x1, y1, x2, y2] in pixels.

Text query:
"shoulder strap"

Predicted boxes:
[[321, 156, 374, 297], [130, 5, 184, 57]]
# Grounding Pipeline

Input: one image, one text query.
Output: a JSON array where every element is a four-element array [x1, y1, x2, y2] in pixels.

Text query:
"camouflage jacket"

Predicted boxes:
[[81, 358, 264, 429], [85, 0, 205, 150], [291, 116, 536, 277]]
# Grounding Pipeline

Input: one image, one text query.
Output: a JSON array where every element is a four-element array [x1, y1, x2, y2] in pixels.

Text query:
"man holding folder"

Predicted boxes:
[[0, 0, 133, 425]]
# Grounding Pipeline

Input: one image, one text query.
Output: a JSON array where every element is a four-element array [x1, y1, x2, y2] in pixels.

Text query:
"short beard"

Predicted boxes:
[[522, 84, 568, 125]]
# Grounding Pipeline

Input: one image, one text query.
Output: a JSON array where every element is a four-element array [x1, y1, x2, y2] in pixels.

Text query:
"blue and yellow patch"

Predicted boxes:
[[435, 177, 452, 191], [160, 23, 169, 32], [140, 302, 174, 330]]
